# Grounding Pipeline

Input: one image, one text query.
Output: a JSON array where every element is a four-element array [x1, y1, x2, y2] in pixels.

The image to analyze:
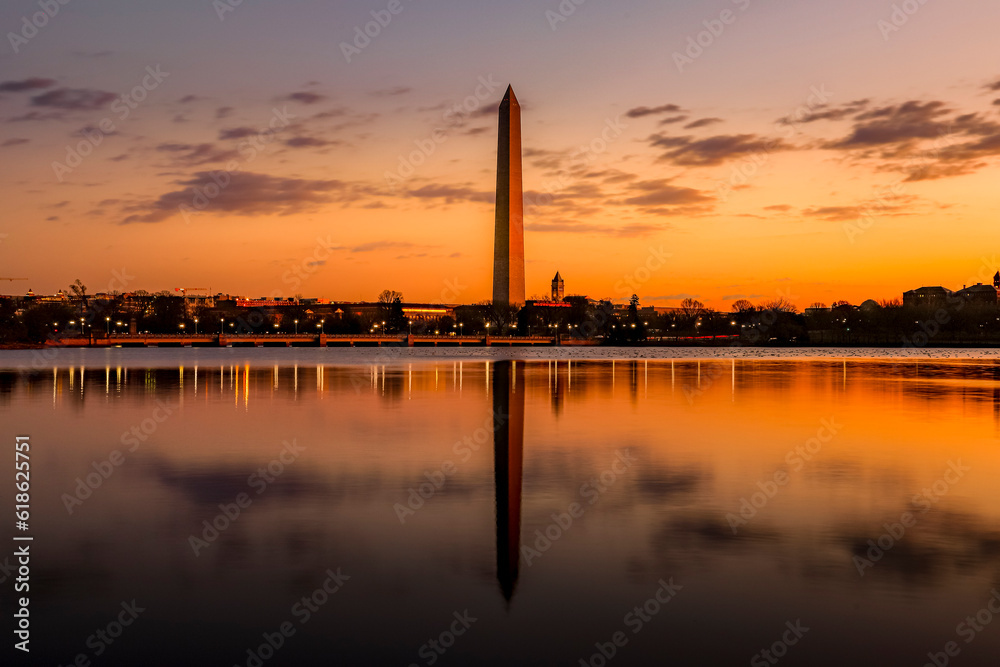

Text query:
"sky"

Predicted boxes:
[[2, 0, 1000, 309]]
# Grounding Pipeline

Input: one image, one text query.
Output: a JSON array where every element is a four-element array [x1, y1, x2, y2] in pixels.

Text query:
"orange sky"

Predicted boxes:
[[2, 0, 1000, 309]]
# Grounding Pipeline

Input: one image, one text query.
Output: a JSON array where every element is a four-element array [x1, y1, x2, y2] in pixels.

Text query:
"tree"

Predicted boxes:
[[808, 302, 828, 309], [387, 296, 407, 333], [69, 279, 89, 309], [680, 298, 704, 318], [731, 299, 755, 313], [378, 289, 402, 303]]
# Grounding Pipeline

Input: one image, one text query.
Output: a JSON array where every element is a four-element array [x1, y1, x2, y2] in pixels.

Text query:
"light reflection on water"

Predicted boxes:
[[1, 353, 999, 666]]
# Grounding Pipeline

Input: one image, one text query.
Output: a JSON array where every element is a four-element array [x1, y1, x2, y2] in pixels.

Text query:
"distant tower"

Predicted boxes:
[[492, 86, 526, 307], [551, 272, 564, 302], [994, 271, 999, 291]]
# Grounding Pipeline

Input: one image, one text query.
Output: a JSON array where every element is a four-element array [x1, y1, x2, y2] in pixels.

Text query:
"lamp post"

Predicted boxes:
[[105, 316, 110, 335], [294, 319, 299, 334], [220, 317, 225, 334], [194, 318, 199, 334], [320, 318, 325, 334], [459, 322, 464, 336], [408, 320, 412, 335]]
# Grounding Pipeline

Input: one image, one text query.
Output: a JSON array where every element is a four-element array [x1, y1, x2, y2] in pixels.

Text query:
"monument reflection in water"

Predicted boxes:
[[1, 356, 999, 666]]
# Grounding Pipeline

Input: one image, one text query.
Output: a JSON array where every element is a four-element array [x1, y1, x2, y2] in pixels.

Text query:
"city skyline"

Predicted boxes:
[[2, 0, 1000, 309]]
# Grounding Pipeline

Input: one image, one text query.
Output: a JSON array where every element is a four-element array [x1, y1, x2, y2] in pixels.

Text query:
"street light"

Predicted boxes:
[[105, 316, 110, 335], [408, 319, 413, 335], [320, 318, 325, 334], [220, 317, 225, 334], [294, 319, 299, 334], [194, 318, 199, 334]]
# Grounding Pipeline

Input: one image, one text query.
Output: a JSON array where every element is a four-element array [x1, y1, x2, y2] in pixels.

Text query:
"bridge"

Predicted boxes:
[[48, 333, 561, 348]]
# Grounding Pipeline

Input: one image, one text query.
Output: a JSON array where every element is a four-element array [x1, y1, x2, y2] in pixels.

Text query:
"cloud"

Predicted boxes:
[[371, 86, 411, 97], [348, 241, 416, 253], [826, 101, 954, 149], [155, 142, 239, 166], [1, 138, 29, 147], [777, 99, 870, 125], [178, 95, 201, 104], [0, 78, 55, 92], [625, 103, 685, 119], [526, 221, 667, 237], [660, 115, 689, 125], [215, 106, 234, 119], [822, 94, 1000, 181], [645, 294, 700, 301], [722, 294, 765, 300], [284, 136, 335, 148], [404, 184, 493, 204], [620, 179, 713, 208], [218, 127, 258, 140], [31, 88, 115, 110], [684, 117, 723, 130], [122, 171, 356, 224], [764, 204, 792, 212], [285, 91, 326, 105], [649, 133, 793, 167], [6, 111, 61, 122]]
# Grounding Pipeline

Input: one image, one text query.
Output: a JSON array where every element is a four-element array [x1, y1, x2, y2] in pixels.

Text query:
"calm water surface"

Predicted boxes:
[[1, 349, 998, 666]]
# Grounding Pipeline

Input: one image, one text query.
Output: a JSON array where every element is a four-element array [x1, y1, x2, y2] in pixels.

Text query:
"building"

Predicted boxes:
[[954, 284, 998, 306], [902, 286, 952, 308], [492, 85, 526, 307], [551, 272, 564, 302]]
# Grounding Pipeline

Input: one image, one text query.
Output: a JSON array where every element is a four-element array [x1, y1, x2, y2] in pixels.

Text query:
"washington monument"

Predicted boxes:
[[493, 85, 526, 306]]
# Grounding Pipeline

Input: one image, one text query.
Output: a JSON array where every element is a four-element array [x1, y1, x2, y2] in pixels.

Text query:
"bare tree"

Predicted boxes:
[[731, 299, 754, 313], [759, 297, 797, 313], [378, 290, 403, 304], [680, 298, 704, 319]]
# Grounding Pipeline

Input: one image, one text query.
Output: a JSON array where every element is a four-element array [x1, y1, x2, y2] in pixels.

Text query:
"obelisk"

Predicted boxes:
[[493, 85, 525, 306]]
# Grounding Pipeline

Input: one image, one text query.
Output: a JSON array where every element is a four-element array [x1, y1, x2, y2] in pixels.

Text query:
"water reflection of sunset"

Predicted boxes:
[[2, 359, 999, 665]]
